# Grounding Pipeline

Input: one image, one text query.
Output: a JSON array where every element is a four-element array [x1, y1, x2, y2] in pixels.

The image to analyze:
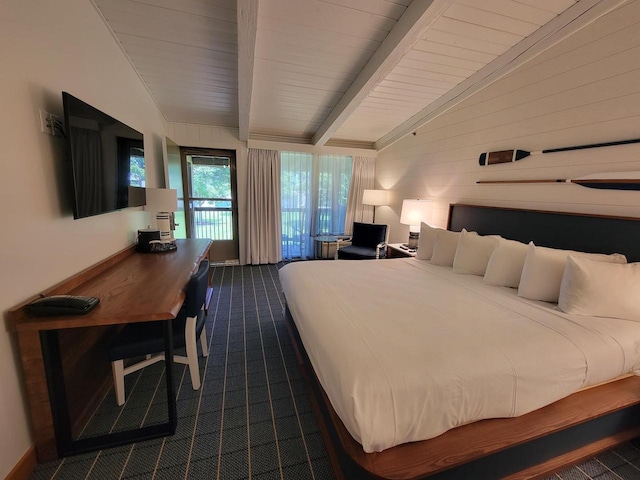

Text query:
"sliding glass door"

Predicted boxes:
[[280, 152, 352, 260]]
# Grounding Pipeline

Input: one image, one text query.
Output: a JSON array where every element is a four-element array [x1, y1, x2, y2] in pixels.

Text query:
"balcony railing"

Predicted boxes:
[[281, 207, 347, 258], [192, 205, 233, 240]]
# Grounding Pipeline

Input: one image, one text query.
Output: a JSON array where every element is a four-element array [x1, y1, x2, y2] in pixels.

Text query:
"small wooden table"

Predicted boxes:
[[313, 235, 351, 259], [386, 243, 417, 258], [8, 238, 211, 462]]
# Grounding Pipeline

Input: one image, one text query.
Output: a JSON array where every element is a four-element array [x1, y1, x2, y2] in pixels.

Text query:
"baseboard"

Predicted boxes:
[[6, 446, 37, 480]]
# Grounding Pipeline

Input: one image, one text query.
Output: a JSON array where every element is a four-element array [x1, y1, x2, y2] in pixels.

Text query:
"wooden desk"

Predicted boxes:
[[8, 238, 211, 462]]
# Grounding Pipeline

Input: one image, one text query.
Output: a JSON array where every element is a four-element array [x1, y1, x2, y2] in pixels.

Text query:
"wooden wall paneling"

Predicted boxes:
[[374, 0, 625, 150], [456, 0, 558, 25], [434, 17, 524, 46], [98, 0, 236, 25], [318, 0, 407, 20], [120, 36, 237, 66], [375, 2, 640, 239], [422, 28, 510, 56], [444, 3, 541, 35], [259, 0, 397, 41], [257, 16, 383, 51], [516, 0, 577, 15], [312, 0, 455, 146], [94, 0, 238, 127], [414, 38, 498, 63], [403, 49, 487, 72]]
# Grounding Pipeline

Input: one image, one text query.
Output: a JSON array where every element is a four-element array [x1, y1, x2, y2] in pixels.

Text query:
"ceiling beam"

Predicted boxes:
[[237, 0, 259, 142], [311, 0, 454, 147], [375, 0, 630, 151]]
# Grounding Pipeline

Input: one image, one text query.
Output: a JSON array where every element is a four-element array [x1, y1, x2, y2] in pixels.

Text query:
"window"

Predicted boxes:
[[281, 152, 352, 260]]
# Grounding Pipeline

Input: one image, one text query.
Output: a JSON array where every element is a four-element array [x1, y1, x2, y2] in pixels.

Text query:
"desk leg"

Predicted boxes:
[[163, 320, 177, 431], [40, 322, 177, 457]]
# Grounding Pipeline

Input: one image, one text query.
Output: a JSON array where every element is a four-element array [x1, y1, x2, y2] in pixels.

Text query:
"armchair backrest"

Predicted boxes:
[[185, 260, 209, 317], [351, 223, 387, 248]]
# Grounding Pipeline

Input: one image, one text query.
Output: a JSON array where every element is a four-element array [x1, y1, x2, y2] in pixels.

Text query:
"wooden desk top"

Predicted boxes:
[[9, 239, 212, 332]]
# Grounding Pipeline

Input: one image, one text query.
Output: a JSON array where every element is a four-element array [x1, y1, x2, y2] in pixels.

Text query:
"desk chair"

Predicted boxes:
[[107, 260, 210, 406], [337, 222, 388, 260]]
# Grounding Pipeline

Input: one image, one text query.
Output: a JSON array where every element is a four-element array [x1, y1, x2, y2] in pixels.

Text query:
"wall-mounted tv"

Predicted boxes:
[[62, 92, 146, 219]]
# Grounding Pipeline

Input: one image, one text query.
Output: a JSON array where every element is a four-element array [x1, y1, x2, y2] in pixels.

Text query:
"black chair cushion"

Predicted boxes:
[[107, 307, 206, 361], [351, 222, 387, 248], [337, 245, 386, 260]]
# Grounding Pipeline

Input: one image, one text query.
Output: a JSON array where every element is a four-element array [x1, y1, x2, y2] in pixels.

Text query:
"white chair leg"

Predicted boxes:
[[200, 324, 209, 357], [112, 360, 125, 406], [185, 316, 201, 390]]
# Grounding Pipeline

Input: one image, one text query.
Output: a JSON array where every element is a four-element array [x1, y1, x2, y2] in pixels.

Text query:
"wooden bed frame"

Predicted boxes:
[[284, 204, 640, 480]]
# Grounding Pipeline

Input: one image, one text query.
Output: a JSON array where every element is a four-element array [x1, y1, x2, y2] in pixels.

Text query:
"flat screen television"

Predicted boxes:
[[62, 92, 146, 219]]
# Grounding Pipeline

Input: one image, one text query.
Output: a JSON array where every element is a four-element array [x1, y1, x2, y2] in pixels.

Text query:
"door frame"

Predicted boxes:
[[179, 147, 239, 260]]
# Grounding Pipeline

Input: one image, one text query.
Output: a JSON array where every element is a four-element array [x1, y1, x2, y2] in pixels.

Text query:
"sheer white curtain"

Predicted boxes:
[[344, 156, 376, 235], [315, 154, 352, 236], [280, 152, 352, 260], [246, 148, 282, 265], [281, 151, 314, 260]]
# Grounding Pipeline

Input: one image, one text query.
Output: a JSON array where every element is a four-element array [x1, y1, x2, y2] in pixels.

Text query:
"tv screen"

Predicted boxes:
[[62, 92, 146, 219]]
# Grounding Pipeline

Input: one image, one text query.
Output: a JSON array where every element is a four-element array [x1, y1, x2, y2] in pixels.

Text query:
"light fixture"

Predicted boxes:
[[400, 199, 432, 249], [144, 188, 178, 251], [362, 189, 388, 223]]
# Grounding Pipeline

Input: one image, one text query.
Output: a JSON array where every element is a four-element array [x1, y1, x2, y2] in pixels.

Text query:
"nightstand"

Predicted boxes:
[[386, 243, 417, 258]]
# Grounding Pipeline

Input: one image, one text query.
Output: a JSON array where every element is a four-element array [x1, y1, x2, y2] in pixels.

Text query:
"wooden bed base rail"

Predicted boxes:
[[285, 308, 640, 480]]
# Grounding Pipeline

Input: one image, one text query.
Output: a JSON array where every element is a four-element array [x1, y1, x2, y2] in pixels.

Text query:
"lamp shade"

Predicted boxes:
[[400, 199, 432, 227], [362, 189, 388, 206], [144, 188, 178, 212]]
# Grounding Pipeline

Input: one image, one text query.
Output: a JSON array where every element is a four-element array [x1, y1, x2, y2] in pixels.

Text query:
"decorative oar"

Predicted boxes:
[[479, 137, 640, 166], [477, 172, 640, 191]]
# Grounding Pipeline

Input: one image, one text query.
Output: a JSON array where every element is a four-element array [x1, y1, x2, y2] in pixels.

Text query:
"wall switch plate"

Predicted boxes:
[[39, 109, 60, 136]]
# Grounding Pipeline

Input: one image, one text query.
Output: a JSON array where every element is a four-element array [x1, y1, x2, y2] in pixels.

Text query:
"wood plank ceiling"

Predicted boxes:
[[93, 0, 625, 150]]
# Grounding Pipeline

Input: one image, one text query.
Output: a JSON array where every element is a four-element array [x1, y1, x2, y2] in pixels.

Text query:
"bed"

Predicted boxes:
[[279, 204, 640, 480]]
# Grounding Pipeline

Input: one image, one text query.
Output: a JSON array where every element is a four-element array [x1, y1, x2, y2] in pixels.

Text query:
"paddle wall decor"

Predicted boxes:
[[478, 137, 640, 166], [477, 172, 640, 191]]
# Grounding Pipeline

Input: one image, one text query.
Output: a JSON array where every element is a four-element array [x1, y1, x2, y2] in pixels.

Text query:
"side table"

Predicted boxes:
[[386, 243, 417, 259]]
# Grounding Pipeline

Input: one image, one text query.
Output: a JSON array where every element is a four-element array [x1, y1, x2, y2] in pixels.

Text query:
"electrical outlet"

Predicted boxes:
[[38, 109, 61, 136]]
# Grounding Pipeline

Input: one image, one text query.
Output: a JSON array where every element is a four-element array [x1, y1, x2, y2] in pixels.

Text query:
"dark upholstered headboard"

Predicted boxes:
[[447, 204, 640, 263]]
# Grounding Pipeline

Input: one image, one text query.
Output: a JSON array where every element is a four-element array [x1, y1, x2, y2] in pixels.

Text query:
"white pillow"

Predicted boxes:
[[517, 243, 627, 303], [483, 238, 529, 288], [430, 229, 462, 267], [558, 256, 640, 320], [452, 230, 500, 275], [416, 222, 442, 260]]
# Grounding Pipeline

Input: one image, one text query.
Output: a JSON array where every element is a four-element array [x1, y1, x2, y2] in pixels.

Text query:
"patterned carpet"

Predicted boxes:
[[29, 263, 640, 480], [31, 264, 333, 480]]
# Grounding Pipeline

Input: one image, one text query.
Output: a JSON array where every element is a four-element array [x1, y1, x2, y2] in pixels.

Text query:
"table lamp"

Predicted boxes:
[[362, 189, 388, 223], [400, 199, 432, 249], [144, 188, 178, 250]]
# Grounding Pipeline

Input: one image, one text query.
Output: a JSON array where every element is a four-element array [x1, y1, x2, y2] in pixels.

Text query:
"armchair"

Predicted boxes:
[[337, 222, 388, 260]]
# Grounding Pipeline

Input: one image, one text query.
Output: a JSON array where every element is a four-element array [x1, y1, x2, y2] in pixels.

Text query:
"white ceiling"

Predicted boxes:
[[93, 0, 623, 150]]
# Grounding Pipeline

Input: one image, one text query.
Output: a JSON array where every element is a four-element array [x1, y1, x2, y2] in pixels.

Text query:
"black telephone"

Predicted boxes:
[[27, 295, 100, 316]]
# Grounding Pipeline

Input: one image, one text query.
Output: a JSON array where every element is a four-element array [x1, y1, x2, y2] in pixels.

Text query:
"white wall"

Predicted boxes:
[[376, 1, 640, 243], [0, 1, 167, 476]]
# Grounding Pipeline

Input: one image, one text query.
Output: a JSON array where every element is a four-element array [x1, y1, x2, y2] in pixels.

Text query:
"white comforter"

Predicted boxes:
[[279, 258, 640, 453]]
